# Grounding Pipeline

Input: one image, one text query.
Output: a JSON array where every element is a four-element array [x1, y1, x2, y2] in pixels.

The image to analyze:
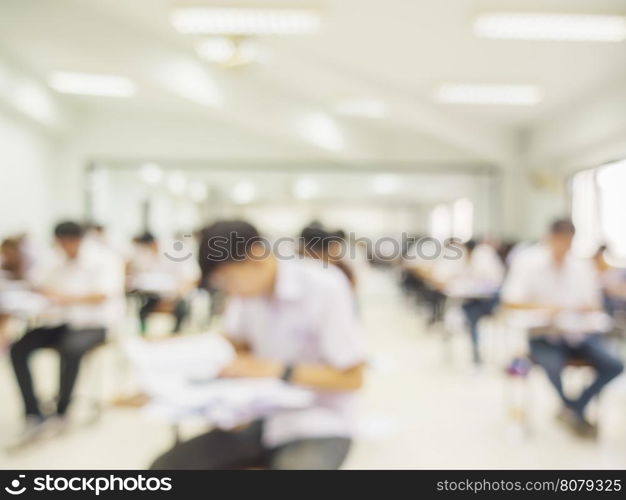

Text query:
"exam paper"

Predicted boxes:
[[123, 334, 314, 429]]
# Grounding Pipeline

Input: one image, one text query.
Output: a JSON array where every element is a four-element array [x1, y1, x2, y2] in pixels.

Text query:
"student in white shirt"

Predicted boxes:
[[501, 219, 623, 437], [433, 239, 505, 365], [10, 221, 124, 436], [127, 232, 199, 334], [150, 220, 365, 470]]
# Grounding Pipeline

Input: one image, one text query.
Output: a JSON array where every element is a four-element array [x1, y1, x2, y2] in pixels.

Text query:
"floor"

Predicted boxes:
[[1, 267, 626, 469]]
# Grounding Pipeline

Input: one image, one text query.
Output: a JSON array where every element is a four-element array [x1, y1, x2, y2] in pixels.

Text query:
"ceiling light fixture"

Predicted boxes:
[[172, 7, 321, 35], [474, 12, 626, 42]]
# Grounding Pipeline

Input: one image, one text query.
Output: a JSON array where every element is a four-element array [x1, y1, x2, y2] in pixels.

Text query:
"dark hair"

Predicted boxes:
[[300, 225, 343, 254], [198, 220, 262, 282], [549, 218, 576, 236], [134, 232, 156, 245], [464, 239, 478, 252], [54, 221, 84, 239]]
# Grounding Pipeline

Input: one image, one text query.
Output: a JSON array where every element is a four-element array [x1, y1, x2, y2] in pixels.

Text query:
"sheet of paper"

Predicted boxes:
[[123, 334, 314, 429]]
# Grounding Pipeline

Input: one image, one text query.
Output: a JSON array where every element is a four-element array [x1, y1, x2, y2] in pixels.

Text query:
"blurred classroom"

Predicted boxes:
[[1, 0, 626, 470]]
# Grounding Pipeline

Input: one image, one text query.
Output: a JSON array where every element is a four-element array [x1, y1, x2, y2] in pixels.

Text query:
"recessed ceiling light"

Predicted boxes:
[[172, 7, 321, 35], [474, 12, 626, 42], [335, 98, 386, 118], [48, 72, 136, 97], [435, 83, 542, 105]]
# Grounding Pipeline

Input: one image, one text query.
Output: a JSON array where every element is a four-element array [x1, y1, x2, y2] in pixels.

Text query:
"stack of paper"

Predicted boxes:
[[123, 334, 314, 429]]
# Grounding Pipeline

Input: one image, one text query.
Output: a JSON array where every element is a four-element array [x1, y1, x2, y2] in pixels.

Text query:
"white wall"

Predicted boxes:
[[0, 108, 60, 242], [519, 75, 626, 239]]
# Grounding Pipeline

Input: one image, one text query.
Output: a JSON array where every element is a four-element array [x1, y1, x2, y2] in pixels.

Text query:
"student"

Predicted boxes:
[[150, 220, 365, 470], [127, 232, 199, 334], [592, 245, 626, 317], [433, 240, 504, 365], [299, 224, 356, 289], [501, 219, 623, 437], [10, 221, 124, 437], [0, 238, 30, 350], [404, 238, 448, 325]]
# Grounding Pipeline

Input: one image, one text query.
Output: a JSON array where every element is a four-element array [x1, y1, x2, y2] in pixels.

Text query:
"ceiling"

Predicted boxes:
[[1, 0, 625, 166]]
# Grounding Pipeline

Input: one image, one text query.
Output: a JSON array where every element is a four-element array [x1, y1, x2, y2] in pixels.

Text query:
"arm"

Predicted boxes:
[[42, 290, 108, 305], [219, 355, 365, 391]]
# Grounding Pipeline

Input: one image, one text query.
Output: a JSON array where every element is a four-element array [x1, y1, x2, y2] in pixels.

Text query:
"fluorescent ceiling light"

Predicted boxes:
[[436, 83, 542, 105], [335, 98, 386, 118], [293, 177, 320, 200], [172, 7, 321, 35], [474, 12, 626, 42], [48, 72, 135, 97], [232, 181, 256, 204]]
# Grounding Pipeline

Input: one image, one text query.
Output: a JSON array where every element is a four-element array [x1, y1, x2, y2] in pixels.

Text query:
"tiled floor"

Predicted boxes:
[[2, 268, 626, 469]]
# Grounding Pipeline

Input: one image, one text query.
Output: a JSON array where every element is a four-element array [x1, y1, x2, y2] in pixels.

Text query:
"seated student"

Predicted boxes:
[[0, 237, 32, 350], [501, 218, 623, 437], [127, 232, 199, 334], [10, 221, 124, 437], [151, 220, 365, 470], [433, 239, 504, 365], [592, 245, 626, 317], [299, 224, 356, 290], [404, 238, 448, 325]]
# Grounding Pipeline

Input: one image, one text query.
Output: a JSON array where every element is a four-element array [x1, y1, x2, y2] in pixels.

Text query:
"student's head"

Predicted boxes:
[[1, 238, 21, 265], [198, 220, 275, 296], [463, 239, 478, 257], [54, 221, 84, 259], [547, 218, 575, 261], [299, 225, 344, 262], [134, 232, 158, 253], [593, 245, 609, 269]]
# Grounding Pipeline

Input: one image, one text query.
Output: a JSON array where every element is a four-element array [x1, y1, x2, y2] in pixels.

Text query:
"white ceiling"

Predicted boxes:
[[1, 0, 625, 165]]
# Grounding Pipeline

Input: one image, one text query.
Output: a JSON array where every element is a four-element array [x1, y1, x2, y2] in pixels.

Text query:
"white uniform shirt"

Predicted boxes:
[[129, 246, 200, 296], [433, 243, 504, 297], [501, 244, 611, 334], [223, 259, 365, 447], [37, 241, 124, 329]]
